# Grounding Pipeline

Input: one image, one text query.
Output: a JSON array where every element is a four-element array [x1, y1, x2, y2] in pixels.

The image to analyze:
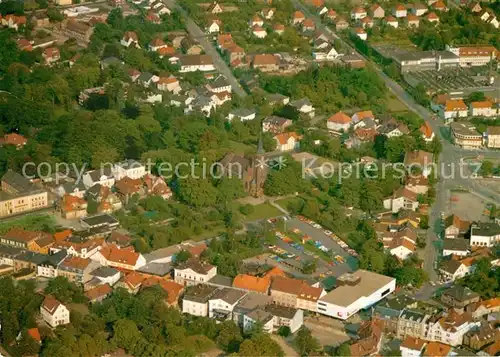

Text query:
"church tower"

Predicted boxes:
[[249, 132, 268, 197]]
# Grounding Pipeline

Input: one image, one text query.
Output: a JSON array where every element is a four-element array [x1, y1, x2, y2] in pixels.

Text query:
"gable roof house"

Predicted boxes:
[[289, 98, 315, 117], [233, 274, 271, 294], [405, 14, 420, 27], [121, 31, 140, 48], [369, 4, 385, 18], [114, 177, 143, 204], [143, 174, 172, 199], [392, 3, 407, 17], [292, 11, 305, 25], [263, 116, 293, 134], [208, 288, 247, 320], [206, 18, 221, 34], [274, 132, 302, 152], [148, 37, 168, 52], [252, 54, 279, 72], [351, 7, 367, 20], [60, 194, 87, 220], [383, 188, 419, 213], [379, 118, 410, 137], [42, 47, 60, 65], [94, 245, 146, 271], [179, 55, 215, 72], [444, 215, 470, 238], [0, 133, 27, 148], [40, 295, 70, 328], [82, 168, 115, 189], [174, 259, 217, 286], [327, 111, 352, 132], [270, 276, 325, 312]]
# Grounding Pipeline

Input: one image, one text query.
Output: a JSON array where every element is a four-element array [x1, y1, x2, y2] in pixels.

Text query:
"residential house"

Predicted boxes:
[[385, 15, 399, 28], [383, 188, 419, 213], [233, 292, 273, 326], [60, 194, 87, 219], [266, 93, 290, 106], [149, 38, 168, 52], [409, 3, 428, 16], [469, 1, 482, 13], [360, 16, 374, 28], [58, 256, 97, 284], [289, 98, 315, 117], [206, 19, 221, 33], [431, 0, 448, 11], [379, 118, 410, 137], [470, 100, 496, 117], [440, 99, 468, 121], [405, 175, 429, 195], [243, 309, 274, 333], [397, 309, 433, 339], [263, 116, 293, 134], [233, 274, 271, 294], [393, 4, 408, 17], [486, 126, 500, 148], [369, 4, 385, 18], [463, 321, 499, 351], [419, 122, 434, 142], [270, 276, 325, 312], [442, 239, 470, 257], [115, 272, 145, 294], [292, 11, 305, 24], [208, 288, 247, 319], [439, 259, 472, 282], [400, 336, 427, 357], [425, 310, 479, 346], [1, 228, 46, 250], [274, 132, 301, 152], [51, 237, 104, 259], [349, 319, 384, 356], [4, 15, 27, 31], [61, 19, 94, 46], [440, 285, 480, 308], [250, 15, 264, 27], [121, 31, 140, 48], [301, 18, 315, 32], [467, 297, 500, 319], [141, 276, 184, 306], [227, 108, 256, 121], [273, 23, 285, 34], [422, 342, 452, 356], [0, 133, 27, 148], [470, 222, 500, 247], [444, 215, 470, 238], [317, 270, 396, 320], [353, 27, 368, 40], [82, 168, 115, 189], [114, 177, 143, 204], [40, 295, 70, 328], [373, 294, 417, 334], [179, 55, 215, 72], [37, 250, 68, 278], [252, 54, 279, 72], [92, 244, 146, 271], [265, 304, 304, 333], [207, 1, 223, 13], [261, 8, 276, 19], [327, 111, 352, 131], [351, 7, 367, 20], [174, 259, 217, 286], [143, 174, 172, 199], [426, 12, 440, 23], [157, 76, 181, 93], [313, 45, 340, 61], [85, 284, 113, 303], [56, 181, 86, 199], [252, 24, 267, 38], [405, 15, 420, 27], [182, 284, 219, 317], [389, 238, 416, 260], [404, 150, 434, 177], [206, 75, 232, 93], [334, 16, 349, 30], [326, 9, 337, 20], [42, 47, 60, 65], [450, 122, 483, 149], [89, 266, 121, 286]]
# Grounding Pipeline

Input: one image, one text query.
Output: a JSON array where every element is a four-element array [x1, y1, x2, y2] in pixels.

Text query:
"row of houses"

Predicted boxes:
[[432, 96, 500, 122], [450, 122, 500, 150]]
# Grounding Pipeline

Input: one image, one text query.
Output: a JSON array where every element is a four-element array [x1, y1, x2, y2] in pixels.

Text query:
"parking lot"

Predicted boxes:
[[247, 216, 359, 279], [406, 68, 491, 92]]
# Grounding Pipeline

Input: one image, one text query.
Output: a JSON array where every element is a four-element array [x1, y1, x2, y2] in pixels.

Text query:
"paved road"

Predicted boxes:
[[294, 0, 500, 281], [162, 0, 247, 97]]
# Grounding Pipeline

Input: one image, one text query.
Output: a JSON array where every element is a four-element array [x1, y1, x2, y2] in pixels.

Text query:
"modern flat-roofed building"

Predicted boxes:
[[450, 122, 483, 149], [470, 222, 500, 247], [391, 50, 459, 73], [317, 270, 396, 320]]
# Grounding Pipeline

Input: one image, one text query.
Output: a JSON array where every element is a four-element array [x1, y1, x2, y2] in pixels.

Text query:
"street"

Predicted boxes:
[[293, 0, 500, 281], [162, 0, 247, 97]]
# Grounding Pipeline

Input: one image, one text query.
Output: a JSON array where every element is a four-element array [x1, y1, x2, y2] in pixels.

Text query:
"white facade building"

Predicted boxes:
[[174, 260, 217, 286], [40, 296, 70, 328], [112, 160, 147, 180], [470, 223, 500, 247]]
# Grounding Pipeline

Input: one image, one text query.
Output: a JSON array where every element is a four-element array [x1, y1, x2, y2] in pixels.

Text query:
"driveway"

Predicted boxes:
[[162, 0, 247, 97]]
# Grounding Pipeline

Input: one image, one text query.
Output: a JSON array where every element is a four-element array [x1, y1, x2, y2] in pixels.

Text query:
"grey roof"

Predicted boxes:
[[87, 167, 113, 182], [234, 292, 272, 314], [183, 285, 218, 303], [400, 309, 427, 322], [138, 72, 154, 82], [263, 116, 291, 125], [0, 246, 24, 258], [392, 50, 458, 64], [210, 75, 230, 89], [440, 259, 464, 274], [442, 285, 479, 302], [267, 93, 289, 102], [265, 304, 298, 319], [61, 181, 86, 193], [43, 250, 68, 266], [1, 171, 34, 193], [246, 308, 273, 324], [210, 288, 247, 304], [443, 238, 470, 252], [15, 251, 47, 265], [289, 97, 312, 108], [471, 222, 500, 237], [230, 108, 256, 117], [136, 262, 172, 276], [80, 214, 118, 227], [193, 95, 213, 107], [208, 274, 233, 287], [375, 294, 415, 317], [91, 266, 120, 278]]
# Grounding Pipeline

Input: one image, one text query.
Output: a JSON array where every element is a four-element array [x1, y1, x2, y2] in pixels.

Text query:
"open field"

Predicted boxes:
[[242, 203, 283, 221], [387, 96, 409, 113]]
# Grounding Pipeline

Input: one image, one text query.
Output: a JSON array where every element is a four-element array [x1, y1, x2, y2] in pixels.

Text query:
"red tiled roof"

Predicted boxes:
[[99, 244, 140, 267], [253, 54, 278, 66], [61, 256, 91, 270], [401, 336, 427, 351], [423, 342, 452, 356], [141, 277, 184, 304], [85, 283, 112, 301], [445, 99, 467, 111], [419, 122, 433, 138], [27, 328, 41, 343], [122, 272, 145, 289], [328, 111, 351, 124], [41, 295, 63, 316], [274, 131, 301, 145], [0, 133, 27, 146], [233, 274, 270, 293], [293, 10, 305, 19]]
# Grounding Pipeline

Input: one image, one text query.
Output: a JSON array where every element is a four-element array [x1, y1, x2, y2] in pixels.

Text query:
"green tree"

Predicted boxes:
[[175, 250, 192, 264], [335, 342, 351, 356], [216, 321, 242, 353], [481, 160, 494, 177], [176, 177, 218, 208], [294, 327, 320, 356]]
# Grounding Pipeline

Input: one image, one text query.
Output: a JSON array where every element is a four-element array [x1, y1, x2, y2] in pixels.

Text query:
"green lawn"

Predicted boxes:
[[275, 197, 303, 211], [228, 140, 255, 154], [242, 203, 282, 221], [387, 96, 409, 113], [0, 215, 56, 235]]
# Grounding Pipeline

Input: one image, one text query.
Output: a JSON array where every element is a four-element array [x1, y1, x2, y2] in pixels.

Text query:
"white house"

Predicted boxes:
[[206, 75, 232, 93], [327, 111, 352, 132], [112, 159, 147, 180], [121, 31, 140, 48], [37, 251, 67, 279], [82, 169, 115, 189], [426, 310, 480, 346], [174, 259, 217, 286], [40, 295, 70, 328], [470, 101, 496, 117], [266, 305, 304, 333], [252, 25, 267, 38], [439, 260, 473, 282], [470, 222, 500, 247], [179, 55, 216, 73], [442, 239, 470, 257], [353, 27, 368, 40], [389, 239, 416, 261], [91, 244, 146, 271], [206, 19, 221, 33], [274, 132, 301, 152], [182, 285, 219, 317], [289, 98, 315, 117], [208, 288, 247, 318], [400, 336, 427, 357], [89, 266, 121, 286], [440, 99, 468, 122], [351, 7, 367, 20], [383, 188, 419, 213], [313, 46, 340, 61], [392, 4, 407, 17], [317, 270, 396, 320], [227, 108, 256, 121], [243, 309, 274, 333]]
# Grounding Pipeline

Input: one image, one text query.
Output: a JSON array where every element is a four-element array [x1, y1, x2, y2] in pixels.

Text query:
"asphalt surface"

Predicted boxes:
[[162, 0, 247, 97], [293, 0, 500, 282]]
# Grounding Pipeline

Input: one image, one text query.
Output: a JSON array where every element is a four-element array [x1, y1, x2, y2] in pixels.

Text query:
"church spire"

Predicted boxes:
[[257, 123, 265, 155]]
